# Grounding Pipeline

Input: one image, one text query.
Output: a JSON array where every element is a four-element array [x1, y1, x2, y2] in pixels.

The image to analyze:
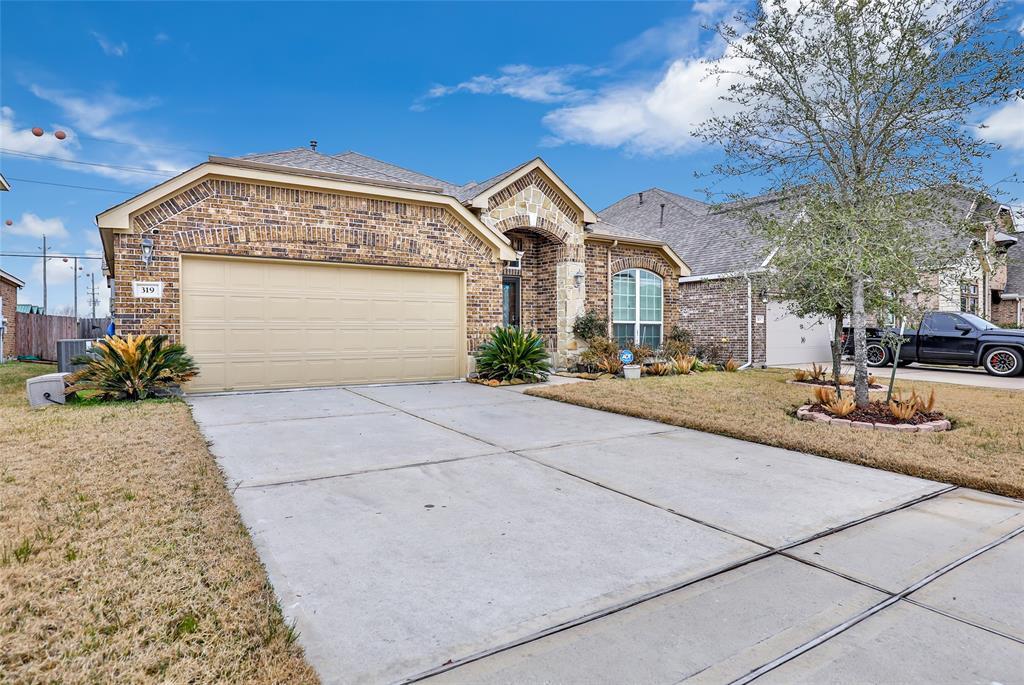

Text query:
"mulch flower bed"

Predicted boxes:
[[787, 378, 886, 391], [797, 402, 951, 432]]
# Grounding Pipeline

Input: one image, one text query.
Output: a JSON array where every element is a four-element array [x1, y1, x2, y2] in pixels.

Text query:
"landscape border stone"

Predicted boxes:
[[796, 404, 951, 433]]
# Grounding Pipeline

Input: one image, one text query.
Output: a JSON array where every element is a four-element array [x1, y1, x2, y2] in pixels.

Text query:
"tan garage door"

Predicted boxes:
[[181, 256, 464, 392]]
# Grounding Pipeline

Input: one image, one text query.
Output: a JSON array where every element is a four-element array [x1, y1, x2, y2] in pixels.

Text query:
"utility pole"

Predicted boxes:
[[42, 235, 48, 315], [73, 257, 79, 321], [89, 272, 98, 318]]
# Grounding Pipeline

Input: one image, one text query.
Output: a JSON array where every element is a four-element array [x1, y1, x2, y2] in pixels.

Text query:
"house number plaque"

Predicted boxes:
[[132, 281, 164, 298]]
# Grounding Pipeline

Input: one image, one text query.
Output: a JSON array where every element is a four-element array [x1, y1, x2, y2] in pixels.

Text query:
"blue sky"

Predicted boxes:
[[2, 1, 1022, 315]]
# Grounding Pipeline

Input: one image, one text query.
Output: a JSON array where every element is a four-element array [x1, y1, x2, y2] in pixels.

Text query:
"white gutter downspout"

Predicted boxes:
[[739, 274, 754, 370]]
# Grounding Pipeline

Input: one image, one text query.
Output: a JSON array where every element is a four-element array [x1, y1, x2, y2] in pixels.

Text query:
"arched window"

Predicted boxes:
[[612, 268, 663, 347]]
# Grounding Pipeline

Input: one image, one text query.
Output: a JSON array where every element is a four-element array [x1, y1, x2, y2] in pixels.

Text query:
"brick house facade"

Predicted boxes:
[[98, 151, 686, 391], [0, 270, 23, 360]]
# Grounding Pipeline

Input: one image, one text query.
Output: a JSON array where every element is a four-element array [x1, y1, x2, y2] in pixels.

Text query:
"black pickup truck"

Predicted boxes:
[[843, 312, 1024, 377]]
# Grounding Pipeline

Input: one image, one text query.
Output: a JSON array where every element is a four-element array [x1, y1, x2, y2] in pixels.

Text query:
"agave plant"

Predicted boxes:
[[66, 335, 199, 401], [475, 326, 551, 382]]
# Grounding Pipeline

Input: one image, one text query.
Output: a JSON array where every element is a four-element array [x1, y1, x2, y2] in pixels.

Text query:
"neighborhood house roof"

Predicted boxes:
[[599, 188, 773, 277], [1004, 238, 1024, 296], [1, 269, 25, 288]]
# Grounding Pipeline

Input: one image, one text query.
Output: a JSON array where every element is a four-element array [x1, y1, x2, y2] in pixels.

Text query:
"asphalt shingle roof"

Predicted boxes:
[[1004, 237, 1024, 295], [599, 188, 772, 276]]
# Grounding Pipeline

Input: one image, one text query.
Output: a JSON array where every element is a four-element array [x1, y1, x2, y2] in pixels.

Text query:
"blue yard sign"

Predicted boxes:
[[618, 349, 634, 365]]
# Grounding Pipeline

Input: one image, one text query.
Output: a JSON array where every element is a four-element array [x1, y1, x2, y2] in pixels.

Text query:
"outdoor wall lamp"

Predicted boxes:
[[573, 270, 584, 288], [140, 237, 154, 266], [760, 289, 769, 304]]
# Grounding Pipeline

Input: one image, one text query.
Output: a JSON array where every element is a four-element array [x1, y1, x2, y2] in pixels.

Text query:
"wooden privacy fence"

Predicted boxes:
[[77, 317, 111, 339], [15, 313, 77, 361]]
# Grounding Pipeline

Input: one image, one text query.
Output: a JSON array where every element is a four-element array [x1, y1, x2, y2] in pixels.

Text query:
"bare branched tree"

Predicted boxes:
[[697, 0, 1023, 406]]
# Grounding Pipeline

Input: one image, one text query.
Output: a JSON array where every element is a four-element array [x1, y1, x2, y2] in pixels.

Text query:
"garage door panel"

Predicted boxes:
[[265, 296, 304, 321], [227, 327, 268, 354], [184, 293, 227, 321], [225, 295, 266, 322], [765, 302, 834, 366], [227, 261, 266, 289], [181, 257, 463, 392]]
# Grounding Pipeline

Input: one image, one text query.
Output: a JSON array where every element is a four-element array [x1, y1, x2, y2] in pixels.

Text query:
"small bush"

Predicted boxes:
[[914, 388, 937, 413], [692, 342, 726, 365], [808, 363, 827, 381], [475, 326, 551, 382], [572, 310, 608, 342], [626, 342, 655, 363], [723, 358, 741, 372], [889, 394, 918, 421], [793, 369, 811, 382], [576, 336, 619, 373], [661, 327, 693, 358], [66, 335, 199, 401], [824, 395, 856, 417], [646, 361, 676, 376], [674, 354, 697, 375], [813, 385, 836, 404]]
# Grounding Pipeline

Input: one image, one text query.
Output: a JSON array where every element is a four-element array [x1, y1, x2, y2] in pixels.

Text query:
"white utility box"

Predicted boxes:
[[26, 372, 70, 408]]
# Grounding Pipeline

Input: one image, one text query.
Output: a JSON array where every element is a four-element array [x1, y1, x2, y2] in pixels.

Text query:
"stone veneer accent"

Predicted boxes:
[[0, 279, 17, 359], [113, 179, 504, 351], [482, 171, 587, 365], [679, 277, 766, 364], [584, 241, 681, 345]]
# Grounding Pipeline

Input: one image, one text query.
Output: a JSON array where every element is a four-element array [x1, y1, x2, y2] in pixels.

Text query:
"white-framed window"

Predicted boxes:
[[612, 268, 663, 347], [960, 281, 979, 314]]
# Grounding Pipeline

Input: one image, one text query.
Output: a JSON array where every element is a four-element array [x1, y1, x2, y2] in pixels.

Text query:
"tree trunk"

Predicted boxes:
[[831, 304, 845, 398], [851, 275, 870, 408]]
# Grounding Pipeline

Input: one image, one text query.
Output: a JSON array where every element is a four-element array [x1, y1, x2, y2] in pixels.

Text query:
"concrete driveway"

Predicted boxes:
[[189, 382, 1024, 684]]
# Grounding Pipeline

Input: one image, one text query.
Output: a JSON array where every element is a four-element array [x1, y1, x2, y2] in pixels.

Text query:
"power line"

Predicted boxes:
[[4, 176, 134, 194], [0, 252, 104, 260], [69, 132, 222, 157], [0, 148, 178, 177]]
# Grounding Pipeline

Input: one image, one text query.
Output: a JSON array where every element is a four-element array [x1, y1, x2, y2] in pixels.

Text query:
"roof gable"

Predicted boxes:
[[464, 158, 599, 224]]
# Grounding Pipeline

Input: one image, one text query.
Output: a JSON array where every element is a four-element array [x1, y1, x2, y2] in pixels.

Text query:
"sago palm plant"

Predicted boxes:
[[475, 326, 551, 382], [66, 335, 200, 401]]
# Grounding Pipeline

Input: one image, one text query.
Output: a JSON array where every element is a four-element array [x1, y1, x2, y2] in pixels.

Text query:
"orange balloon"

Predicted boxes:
[[31, 127, 43, 137], [55, 130, 67, 140]]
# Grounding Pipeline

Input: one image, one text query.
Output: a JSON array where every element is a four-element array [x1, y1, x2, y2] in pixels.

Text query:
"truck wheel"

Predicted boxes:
[[865, 343, 890, 367], [983, 348, 1023, 377]]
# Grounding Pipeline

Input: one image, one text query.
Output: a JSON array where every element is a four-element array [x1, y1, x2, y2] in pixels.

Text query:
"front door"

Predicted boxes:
[[502, 277, 521, 327]]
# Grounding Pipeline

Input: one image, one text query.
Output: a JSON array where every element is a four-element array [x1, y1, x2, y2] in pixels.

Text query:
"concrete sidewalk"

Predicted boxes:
[[774, 361, 1024, 390], [189, 381, 1024, 684]]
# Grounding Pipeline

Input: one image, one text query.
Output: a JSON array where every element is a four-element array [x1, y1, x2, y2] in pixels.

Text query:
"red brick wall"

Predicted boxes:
[[679, 277, 766, 364], [991, 297, 1021, 326], [584, 240, 681, 343], [1, 280, 17, 359], [113, 179, 504, 350], [505, 230, 558, 338]]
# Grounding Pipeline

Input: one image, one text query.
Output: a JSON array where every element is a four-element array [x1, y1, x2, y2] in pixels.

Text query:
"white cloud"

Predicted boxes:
[[982, 98, 1024, 150], [417, 64, 591, 109], [6, 213, 69, 239], [26, 84, 190, 183], [543, 53, 744, 155], [91, 31, 127, 57], [0, 106, 78, 158], [154, 32, 171, 43]]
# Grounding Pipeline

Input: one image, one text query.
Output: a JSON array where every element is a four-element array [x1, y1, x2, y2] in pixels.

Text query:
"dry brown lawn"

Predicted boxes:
[[0, 362, 318, 683], [529, 369, 1024, 499]]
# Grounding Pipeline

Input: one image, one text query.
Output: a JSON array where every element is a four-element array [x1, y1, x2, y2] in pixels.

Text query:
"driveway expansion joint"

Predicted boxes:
[[728, 524, 1024, 684], [404, 484, 972, 683]]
